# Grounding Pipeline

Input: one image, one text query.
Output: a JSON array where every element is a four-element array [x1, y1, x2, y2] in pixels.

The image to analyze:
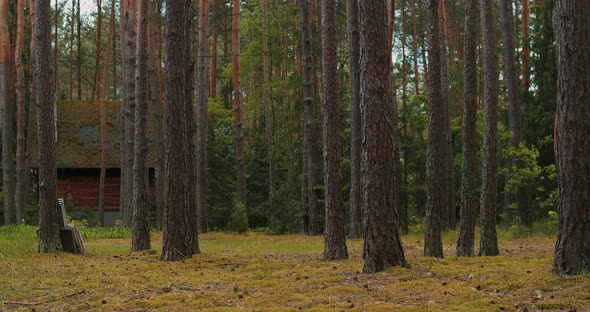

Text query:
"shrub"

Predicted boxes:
[[227, 202, 249, 233]]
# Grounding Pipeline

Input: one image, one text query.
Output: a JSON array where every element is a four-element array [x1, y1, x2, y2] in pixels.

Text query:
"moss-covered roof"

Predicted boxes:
[[31, 101, 156, 168]]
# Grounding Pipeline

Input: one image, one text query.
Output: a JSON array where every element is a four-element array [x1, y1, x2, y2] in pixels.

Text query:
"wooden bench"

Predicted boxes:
[[38, 199, 86, 254], [57, 198, 86, 254]]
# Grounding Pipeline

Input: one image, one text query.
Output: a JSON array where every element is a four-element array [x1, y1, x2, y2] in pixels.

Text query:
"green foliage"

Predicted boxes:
[[207, 97, 237, 230], [531, 210, 559, 235], [0, 224, 37, 239], [79, 225, 133, 240], [398, 95, 429, 217], [507, 217, 529, 238], [268, 185, 302, 234], [502, 136, 558, 221], [0, 191, 3, 225], [525, 0, 557, 166], [227, 202, 249, 233]]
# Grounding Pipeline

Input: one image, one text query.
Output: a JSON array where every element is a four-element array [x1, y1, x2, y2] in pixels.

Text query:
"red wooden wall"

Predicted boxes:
[[57, 176, 121, 211]]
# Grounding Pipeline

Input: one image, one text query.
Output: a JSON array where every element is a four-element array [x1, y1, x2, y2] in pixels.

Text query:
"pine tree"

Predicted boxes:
[[35, 0, 61, 252], [551, 0, 590, 276], [322, 0, 348, 260], [359, 0, 406, 273]]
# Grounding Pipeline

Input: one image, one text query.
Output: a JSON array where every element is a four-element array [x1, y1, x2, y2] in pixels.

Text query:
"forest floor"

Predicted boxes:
[[0, 228, 589, 311]]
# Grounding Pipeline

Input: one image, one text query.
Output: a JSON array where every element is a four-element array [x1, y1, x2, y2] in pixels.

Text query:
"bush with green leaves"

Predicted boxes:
[[503, 136, 557, 223]]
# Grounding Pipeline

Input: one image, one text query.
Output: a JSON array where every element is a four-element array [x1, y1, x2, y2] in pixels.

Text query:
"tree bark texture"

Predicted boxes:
[[122, 0, 137, 227], [35, 0, 61, 252], [76, 0, 81, 99], [14, 0, 26, 222], [298, 0, 320, 235], [322, 0, 348, 261], [479, 0, 500, 257], [1, 0, 15, 225], [233, 0, 247, 206], [118, 0, 127, 229], [439, 0, 455, 230], [147, 0, 164, 230], [53, 0, 58, 100], [359, 0, 407, 273], [92, 0, 103, 101], [551, 0, 590, 275], [347, 0, 361, 239], [196, 0, 210, 233], [210, 0, 218, 97], [132, 0, 151, 252], [69, 0, 74, 99], [161, 0, 199, 261], [25, 0, 36, 217], [424, 0, 444, 259], [98, 0, 116, 227], [401, 0, 407, 109], [457, 0, 479, 258], [411, 0, 420, 95]]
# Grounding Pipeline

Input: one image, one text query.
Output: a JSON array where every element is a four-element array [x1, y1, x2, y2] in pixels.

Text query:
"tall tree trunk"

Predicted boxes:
[[99, 0, 116, 227], [1, 0, 16, 225], [161, 0, 199, 261], [424, 0, 444, 259], [262, 0, 275, 223], [551, 0, 590, 275], [389, 0, 407, 234], [69, 0, 74, 99], [232, 0, 247, 206], [122, 0, 137, 227], [76, 0, 81, 100], [439, 0, 454, 229], [521, 0, 530, 92], [322, 0, 348, 261], [456, 0, 479, 258], [500, 0, 527, 226], [119, 0, 128, 227], [112, 9, 117, 100], [36, 0, 61, 252], [275, 0, 294, 207], [53, 0, 58, 100], [196, 0, 210, 233], [347, 0, 361, 239], [132, 0, 151, 252], [148, 0, 164, 230], [359, 0, 407, 273], [401, 0, 407, 109], [14, 0, 26, 222], [479, 0, 500, 257], [92, 0, 103, 101], [24, 0, 36, 218], [210, 0, 217, 97], [422, 31, 429, 91], [411, 0, 420, 95], [223, 3, 228, 58], [298, 0, 320, 235]]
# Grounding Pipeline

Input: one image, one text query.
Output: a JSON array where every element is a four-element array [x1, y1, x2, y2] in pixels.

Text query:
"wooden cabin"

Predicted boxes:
[[30, 101, 156, 226]]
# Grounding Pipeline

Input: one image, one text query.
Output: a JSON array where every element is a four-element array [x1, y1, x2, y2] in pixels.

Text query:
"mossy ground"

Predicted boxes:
[[0, 230, 588, 311]]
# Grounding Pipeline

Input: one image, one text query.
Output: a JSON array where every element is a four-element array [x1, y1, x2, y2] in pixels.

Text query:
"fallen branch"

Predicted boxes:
[[3, 290, 86, 306]]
